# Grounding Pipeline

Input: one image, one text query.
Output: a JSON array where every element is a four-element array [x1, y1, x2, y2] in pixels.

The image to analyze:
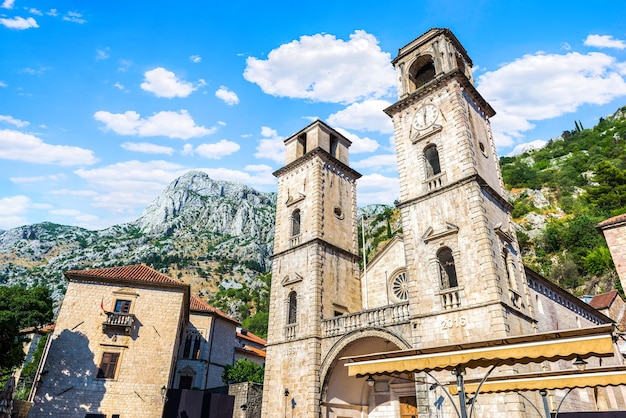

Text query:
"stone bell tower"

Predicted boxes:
[[261, 120, 362, 417], [384, 28, 536, 348]]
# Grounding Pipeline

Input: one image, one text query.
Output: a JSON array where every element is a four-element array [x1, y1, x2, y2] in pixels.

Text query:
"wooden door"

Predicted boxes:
[[399, 395, 418, 418]]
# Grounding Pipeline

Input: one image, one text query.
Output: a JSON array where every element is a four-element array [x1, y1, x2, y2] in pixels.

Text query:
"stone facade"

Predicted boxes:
[[28, 265, 240, 418], [262, 28, 626, 418], [29, 270, 187, 417], [598, 214, 626, 290]]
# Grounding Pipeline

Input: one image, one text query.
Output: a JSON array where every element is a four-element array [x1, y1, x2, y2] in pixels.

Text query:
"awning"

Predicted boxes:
[[447, 366, 626, 394], [345, 325, 616, 377]]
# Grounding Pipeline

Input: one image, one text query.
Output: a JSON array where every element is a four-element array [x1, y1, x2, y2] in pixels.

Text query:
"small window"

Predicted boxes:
[[114, 300, 131, 313], [437, 247, 458, 289], [297, 133, 307, 157], [97, 352, 120, 379], [291, 209, 301, 236], [330, 135, 339, 158], [333, 206, 344, 219], [182, 335, 202, 359], [424, 145, 441, 178], [179, 375, 193, 389], [288, 291, 297, 324]]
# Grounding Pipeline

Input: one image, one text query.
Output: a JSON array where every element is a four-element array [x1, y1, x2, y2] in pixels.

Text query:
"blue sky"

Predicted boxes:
[[1, 1, 626, 230]]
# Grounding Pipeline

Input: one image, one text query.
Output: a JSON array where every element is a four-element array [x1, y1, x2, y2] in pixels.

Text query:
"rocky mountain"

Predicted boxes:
[[0, 171, 276, 305]]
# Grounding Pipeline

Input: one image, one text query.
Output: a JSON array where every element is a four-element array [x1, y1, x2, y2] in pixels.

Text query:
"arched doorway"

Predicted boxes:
[[320, 333, 415, 417]]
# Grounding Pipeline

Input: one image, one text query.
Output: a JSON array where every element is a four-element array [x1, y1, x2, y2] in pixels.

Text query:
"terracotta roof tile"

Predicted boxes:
[[190, 295, 239, 324], [237, 330, 267, 346], [597, 213, 626, 229], [65, 264, 183, 286], [589, 290, 619, 310], [236, 345, 266, 358]]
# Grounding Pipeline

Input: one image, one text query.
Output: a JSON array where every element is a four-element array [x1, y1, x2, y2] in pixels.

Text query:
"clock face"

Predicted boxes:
[[412, 104, 439, 130]]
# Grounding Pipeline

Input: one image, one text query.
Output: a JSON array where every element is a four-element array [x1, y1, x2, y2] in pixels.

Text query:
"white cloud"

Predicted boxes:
[[477, 51, 626, 147], [113, 82, 125, 90], [47, 9, 58, 16], [0, 16, 38, 29], [50, 189, 98, 197], [215, 86, 240, 105], [63, 11, 86, 24], [507, 140, 548, 157], [0, 81, 6, 87], [254, 126, 285, 164], [96, 48, 110, 60], [327, 100, 394, 134], [334, 128, 379, 154], [74, 160, 188, 212], [10, 173, 67, 183], [357, 173, 399, 206], [0, 129, 98, 165], [141, 67, 200, 98], [352, 153, 397, 171], [181, 143, 194, 155], [0, 115, 29, 127], [29, 8, 42, 15], [584, 34, 626, 50], [94, 109, 216, 139], [0, 195, 30, 229], [1, 0, 14, 9], [244, 30, 395, 103], [197, 167, 276, 188], [193, 140, 240, 159], [121, 142, 174, 155], [190, 55, 202, 63]]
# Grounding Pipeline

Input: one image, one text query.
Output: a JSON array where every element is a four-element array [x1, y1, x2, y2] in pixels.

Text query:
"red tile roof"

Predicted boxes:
[[190, 295, 239, 324], [65, 264, 184, 286], [236, 345, 266, 358], [589, 290, 619, 310], [597, 213, 626, 229], [237, 330, 267, 346]]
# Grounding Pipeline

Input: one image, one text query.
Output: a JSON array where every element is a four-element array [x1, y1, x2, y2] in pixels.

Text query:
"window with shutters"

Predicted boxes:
[[97, 352, 120, 379]]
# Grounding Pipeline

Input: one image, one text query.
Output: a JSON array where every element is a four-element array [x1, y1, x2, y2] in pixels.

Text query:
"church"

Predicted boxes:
[[261, 28, 626, 417]]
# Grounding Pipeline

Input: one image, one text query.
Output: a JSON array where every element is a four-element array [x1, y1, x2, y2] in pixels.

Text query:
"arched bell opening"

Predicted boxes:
[[320, 334, 415, 417], [407, 55, 436, 93]]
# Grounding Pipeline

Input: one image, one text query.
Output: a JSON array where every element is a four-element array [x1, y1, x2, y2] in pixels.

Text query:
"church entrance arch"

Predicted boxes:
[[320, 329, 412, 418]]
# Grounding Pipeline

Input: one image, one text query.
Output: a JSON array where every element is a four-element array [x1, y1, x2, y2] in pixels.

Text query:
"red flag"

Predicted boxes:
[[100, 298, 104, 312]]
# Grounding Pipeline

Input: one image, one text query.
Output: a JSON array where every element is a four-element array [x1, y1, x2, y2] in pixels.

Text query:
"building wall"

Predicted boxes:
[[29, 280, 186, 418], [602, 222, 626, 289], [174, 313, 237, 390]]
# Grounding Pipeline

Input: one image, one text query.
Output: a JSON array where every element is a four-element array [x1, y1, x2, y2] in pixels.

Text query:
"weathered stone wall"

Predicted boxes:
[[29, 280, 185, 418], [602, 222, 626, 289]]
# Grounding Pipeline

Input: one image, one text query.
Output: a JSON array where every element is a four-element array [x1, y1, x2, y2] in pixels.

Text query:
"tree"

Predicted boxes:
[[0, 286, 53, 380], [584, 161, 626, 215], [242, 311, 269, 339], [222, 358, 264, 384]]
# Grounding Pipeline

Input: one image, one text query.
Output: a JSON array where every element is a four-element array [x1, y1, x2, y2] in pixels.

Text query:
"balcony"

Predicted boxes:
[[322, 302, 410, 338], [102, 312, 135, 335]]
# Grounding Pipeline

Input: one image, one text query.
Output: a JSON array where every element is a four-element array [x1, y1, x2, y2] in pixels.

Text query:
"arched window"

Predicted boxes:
[[424, 145, 441, 177], [288, 291, 297, 324], [408, 56, 436, 91], [291, 209, 301, 236], [437, 247, 458, 289]]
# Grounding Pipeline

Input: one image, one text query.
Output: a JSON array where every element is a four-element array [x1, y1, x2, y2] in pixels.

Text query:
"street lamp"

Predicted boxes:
[[366, 376, 375, 387], [573, 356, 587, 371]]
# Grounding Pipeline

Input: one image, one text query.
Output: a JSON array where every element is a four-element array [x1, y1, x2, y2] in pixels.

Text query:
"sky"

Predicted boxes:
[[1, 1, 626, 231]]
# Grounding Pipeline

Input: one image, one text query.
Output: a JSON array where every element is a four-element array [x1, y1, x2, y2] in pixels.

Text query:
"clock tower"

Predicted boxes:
[[385, 28, 536, 347]]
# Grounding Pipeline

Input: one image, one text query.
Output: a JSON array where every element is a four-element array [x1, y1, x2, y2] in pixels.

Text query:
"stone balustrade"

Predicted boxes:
[[102, 312, 135, 335], [321, 302, 410, 337]]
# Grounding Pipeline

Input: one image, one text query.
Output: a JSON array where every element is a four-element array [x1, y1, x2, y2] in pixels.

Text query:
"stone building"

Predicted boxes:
[[28, 264, 239, 417], [262, 28, 626, 417], [234, 328, 267, 366], [597, 214, 626, 289]]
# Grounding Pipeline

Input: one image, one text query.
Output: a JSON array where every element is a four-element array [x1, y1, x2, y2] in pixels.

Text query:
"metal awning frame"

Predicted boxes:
[[343, 325, 622, 418]]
